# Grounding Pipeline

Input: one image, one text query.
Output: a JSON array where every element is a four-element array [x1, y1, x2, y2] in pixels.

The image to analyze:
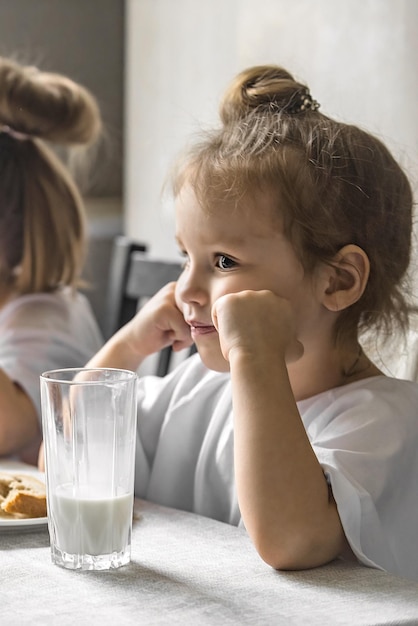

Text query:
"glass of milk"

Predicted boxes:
[[40, 368, 138, 571]]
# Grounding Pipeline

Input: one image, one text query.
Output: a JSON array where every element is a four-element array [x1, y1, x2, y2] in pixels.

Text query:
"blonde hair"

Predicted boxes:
[[172, 65, 414, 346], [0, 57, 102, 293]]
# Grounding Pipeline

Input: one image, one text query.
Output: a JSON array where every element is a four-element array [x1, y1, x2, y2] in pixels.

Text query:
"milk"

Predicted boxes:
[[51, 485, 133, 556]]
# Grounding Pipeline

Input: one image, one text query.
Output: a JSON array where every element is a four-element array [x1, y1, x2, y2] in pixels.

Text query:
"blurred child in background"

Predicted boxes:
[[0, 57, 103, 464]]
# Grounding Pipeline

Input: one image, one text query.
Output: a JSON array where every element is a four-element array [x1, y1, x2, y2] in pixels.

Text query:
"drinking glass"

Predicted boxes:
[[40, 368, 138, 571]]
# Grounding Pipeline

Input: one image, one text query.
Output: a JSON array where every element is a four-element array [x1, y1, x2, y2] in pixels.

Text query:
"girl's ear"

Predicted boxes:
[[321, 244, 370, 312]]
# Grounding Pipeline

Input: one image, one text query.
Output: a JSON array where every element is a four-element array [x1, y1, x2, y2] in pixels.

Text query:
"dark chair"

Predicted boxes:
[[103, 236, 148, 340], [104, 236, 192, 376]]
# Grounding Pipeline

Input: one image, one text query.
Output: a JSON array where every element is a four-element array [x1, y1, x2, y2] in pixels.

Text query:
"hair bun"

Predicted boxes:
[[219, 65, 318, 125], [0, 57, 101, 145]]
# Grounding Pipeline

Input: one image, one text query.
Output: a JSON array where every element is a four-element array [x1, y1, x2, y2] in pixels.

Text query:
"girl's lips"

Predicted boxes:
[[189, 323, 217, 337]]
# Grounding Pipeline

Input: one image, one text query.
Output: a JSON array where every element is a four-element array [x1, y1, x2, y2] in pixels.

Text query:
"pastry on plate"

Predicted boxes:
[[0, 472, 47, 519]]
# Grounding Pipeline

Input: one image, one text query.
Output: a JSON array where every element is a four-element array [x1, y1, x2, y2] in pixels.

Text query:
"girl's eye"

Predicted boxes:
[[216, 255, 237, 270], [178, 250, 189, 268]]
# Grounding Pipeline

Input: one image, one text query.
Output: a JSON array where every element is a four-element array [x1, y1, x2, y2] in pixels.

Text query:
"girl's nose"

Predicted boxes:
[[176, 266, 208, 307]]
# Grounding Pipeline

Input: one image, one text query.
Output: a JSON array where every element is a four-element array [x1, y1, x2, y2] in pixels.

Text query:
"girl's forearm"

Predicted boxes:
[[229, 349, 346, 570], [0, 369, 39, 456], [85, 324, 146, 372]]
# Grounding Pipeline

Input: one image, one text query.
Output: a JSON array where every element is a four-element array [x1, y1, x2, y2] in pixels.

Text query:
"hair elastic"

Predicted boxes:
[[0, 125, 30, 141], [287, 90, 320, 114]]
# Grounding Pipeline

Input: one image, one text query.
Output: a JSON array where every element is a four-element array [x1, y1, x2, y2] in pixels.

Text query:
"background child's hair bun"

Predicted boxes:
[[0, 57, 101, 145], [219, 64, 318, 125]]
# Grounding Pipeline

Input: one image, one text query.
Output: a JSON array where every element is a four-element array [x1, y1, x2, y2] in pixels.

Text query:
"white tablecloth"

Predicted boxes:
[[2, 490, 418, 625]]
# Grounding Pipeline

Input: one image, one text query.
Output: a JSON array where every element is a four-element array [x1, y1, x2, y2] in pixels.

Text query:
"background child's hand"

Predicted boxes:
[[122, 282, 193, 359], [211, 290, 303, 365]]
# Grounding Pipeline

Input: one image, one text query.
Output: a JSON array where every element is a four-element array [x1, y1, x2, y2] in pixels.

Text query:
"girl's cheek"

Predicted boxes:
[[174, 280, 185, 311]]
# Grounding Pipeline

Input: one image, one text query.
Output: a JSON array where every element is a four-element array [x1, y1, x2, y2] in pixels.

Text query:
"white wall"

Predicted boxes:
[[0, 0, 125, 198], [125, 0, 418, 261]]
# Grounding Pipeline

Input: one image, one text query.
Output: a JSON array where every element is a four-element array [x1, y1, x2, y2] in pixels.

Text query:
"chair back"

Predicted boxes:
[[125, 253, 183, 302], [104, 237, 188, 376], [103, 236, 147, 340]]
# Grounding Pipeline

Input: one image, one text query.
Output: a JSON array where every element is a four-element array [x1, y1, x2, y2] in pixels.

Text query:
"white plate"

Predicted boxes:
[[0, 461, 48, 532]]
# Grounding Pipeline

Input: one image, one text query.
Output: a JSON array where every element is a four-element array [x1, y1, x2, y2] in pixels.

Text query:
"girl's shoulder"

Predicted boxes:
[[0, 288, 102, 346], [334, 374, 418, 401], [299, 375, 418, 434], [0, 288, 87, 319], [301, 374, 418, 404], [0, 291, 62, 328]]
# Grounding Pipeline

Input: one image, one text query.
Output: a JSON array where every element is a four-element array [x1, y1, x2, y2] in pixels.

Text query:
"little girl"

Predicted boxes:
[[0, 57, 103, 464], [87, 65, 417, 580]]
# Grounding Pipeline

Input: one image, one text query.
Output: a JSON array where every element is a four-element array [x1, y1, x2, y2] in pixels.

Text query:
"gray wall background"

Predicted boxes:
[[0, 0, 125, 332], [0, 0, 125, 198]]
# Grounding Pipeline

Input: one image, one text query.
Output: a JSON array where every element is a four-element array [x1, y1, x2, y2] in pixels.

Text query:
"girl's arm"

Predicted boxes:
[[0, 368, 40, 460], [86, 282, 193, 371], [39, 282, 192, 472], [213, 290, 350, 570]]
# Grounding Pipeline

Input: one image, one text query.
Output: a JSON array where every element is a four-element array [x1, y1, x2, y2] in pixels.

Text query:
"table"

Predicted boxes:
[[2, 493, 418, 626]]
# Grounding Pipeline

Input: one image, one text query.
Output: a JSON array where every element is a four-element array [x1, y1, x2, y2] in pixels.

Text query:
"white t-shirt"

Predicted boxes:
[[0, 289, 103, 423], [135, 353, 418, 581]]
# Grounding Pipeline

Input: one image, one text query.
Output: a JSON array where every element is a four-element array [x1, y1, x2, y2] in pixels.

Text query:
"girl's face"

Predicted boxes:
[[174, 186, 325, 372]]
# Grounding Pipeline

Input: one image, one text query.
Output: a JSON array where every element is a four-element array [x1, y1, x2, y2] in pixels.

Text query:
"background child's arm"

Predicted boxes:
[[213, 290, 350, 570], [0, 368, 40, 458], [86, 282, 192, 371]]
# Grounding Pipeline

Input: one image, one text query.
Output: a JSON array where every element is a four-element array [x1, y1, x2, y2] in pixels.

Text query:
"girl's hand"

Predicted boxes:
[[86, 282, 193, 373], [211, 290, 303, 365], [120, 282, 193, 360]]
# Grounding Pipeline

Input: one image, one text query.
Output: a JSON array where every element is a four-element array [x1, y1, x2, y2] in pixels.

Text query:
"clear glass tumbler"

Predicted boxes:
[[40, 368, 138, 571]]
